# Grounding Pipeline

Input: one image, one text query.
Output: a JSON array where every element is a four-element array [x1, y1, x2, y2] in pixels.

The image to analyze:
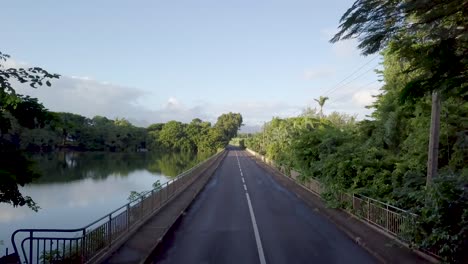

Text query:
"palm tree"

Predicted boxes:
[[314, 96, 329, 117]]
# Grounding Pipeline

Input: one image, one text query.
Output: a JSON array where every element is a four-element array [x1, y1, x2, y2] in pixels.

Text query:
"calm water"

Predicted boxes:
[[0, 151, 210, 253]]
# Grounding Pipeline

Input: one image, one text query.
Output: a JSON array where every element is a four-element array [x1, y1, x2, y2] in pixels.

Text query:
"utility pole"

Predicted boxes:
[[426, 91, 441, 187]]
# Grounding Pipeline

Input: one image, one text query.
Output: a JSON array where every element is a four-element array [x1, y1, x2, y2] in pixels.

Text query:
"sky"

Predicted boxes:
[[2, 0, 382, 132]]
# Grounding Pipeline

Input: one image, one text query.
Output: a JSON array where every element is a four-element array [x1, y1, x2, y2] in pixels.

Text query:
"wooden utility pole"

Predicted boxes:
[[426, 92, 441, 186]]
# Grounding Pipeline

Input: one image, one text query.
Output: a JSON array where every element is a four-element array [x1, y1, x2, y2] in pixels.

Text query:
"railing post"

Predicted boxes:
[[140, 196, 144, 218], [167, 181, 170, 199], [108, 214, 112, 248], [29, 231, 33, 264], [126, 204, 131, 231], [386, 204, 389, 231], [151, 190, 154, 212], [82, 229, 86, 261], [367, 197, 370, 221]]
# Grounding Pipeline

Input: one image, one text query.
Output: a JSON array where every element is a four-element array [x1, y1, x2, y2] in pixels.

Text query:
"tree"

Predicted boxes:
[[147, 123, 164, 132], [331, 0, 467, 183], [159, 121, 193, 151], [314, 96, 329, 117], [214, 112, 243, 143], [331, 3, 468, 260], [331, 0, 467, 99], [0, 51, 59, 210]]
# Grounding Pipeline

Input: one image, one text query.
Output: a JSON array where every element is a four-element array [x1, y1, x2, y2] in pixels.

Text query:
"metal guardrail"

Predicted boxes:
[[287, 172, 415, 239], [11, 150, 225, 264], [301, 178, 440, 258]]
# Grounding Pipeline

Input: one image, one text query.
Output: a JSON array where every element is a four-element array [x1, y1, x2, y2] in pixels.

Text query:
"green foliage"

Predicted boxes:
[[152, 180, 162, 190], [0, 51, 59, 211], [158, 121, 192, 151], [331, 4, 468, 259], [128, 180, 162, 202], [229, 137, 246, 149], [405, 172, 468, 264], [147, 114, 241, 153], [127, 191, 144, 202], [214, 112, 243, 142], [331, 0, 468, 100], [246, 49, 468, 262], [314, 96, 329, 117]]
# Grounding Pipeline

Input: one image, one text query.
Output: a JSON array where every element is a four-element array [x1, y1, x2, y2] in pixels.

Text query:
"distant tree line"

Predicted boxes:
[[3, 110, 242, 153]]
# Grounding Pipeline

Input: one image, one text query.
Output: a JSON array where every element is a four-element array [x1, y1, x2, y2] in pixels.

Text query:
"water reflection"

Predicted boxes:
[[0, 151, 211, 253]]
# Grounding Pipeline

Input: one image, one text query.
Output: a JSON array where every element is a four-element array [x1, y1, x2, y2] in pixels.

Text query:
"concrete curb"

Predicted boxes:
[[141, 151, 228, 264]]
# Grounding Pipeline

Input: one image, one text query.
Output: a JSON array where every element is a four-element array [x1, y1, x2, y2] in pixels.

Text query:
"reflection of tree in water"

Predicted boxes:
[[147, 151, 213, 177], [147, 152, 201, 177], [29, 151, 214, 183]]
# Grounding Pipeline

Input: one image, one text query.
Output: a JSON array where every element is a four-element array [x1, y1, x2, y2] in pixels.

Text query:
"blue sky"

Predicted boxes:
[[2, 0, 382, 130]]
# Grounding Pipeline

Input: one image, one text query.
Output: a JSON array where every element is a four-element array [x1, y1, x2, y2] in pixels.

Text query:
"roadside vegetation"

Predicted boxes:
[[247, 1, 467, 262]]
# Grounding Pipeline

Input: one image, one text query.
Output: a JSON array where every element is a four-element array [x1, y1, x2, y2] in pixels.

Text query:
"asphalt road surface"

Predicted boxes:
[[152, 149, 376, 264]]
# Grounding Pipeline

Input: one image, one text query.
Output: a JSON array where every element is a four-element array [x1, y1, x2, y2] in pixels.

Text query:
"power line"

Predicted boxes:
[[327, 66, 378, 97], [329, 79, 378, 104], [328, 67, 375, 95], [321, 55, 379, 96]]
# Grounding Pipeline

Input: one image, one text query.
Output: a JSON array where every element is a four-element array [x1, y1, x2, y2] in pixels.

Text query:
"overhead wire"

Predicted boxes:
[[326, 65, 378, 97], [320, 55, 379, 96], [329, 79, 378, 104]]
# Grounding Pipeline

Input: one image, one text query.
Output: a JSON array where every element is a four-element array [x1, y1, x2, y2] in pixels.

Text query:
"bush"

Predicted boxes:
[[406, 172, 468, 263]]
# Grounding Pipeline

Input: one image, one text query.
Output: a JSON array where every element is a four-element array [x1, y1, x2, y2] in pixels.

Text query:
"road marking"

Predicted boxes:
[[235, 150, 266, 264], [245, 192, 267, 264]]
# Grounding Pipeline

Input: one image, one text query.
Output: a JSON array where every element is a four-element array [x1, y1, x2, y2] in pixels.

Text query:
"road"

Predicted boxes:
[[152, 149, 376, 264]]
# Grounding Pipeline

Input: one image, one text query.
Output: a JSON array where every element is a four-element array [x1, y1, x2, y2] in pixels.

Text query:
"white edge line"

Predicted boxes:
[[245, 193, 267, 264]]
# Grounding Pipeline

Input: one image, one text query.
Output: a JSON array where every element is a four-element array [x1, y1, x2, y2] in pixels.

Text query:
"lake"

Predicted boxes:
[[0, 151, 211, 254]]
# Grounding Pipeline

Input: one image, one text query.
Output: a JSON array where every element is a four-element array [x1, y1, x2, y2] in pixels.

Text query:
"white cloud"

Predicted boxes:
[[352, 89, 379, 106], [15, 76, 149, 120], [70, 75, 92, 81], [14, 72, 379, 126], [2, 58, 28, 69], [14, 74, 215, 126], [6, 56, 381, 127], [13, 68, 303, 126], [322, 83, 382, 119]]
